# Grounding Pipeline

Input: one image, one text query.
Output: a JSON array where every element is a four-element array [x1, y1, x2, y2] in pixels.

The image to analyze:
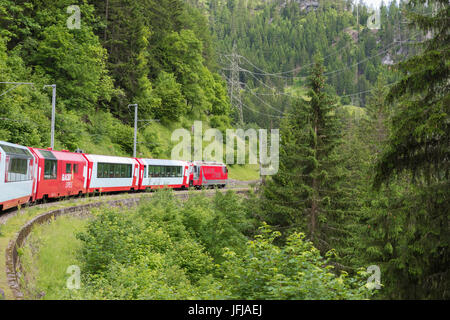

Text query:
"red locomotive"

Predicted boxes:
[[0, 141, 228, 211], [189, 161, 228, 189]]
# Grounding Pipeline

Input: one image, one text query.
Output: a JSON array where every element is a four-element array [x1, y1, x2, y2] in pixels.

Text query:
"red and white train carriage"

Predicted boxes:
[[137, 158, 191, 190], [83, 154, 140, 193]]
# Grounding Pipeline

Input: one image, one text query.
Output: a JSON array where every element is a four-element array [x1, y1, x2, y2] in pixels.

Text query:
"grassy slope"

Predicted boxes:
[[20, 216, 87, 300], [0, 193, 136, 300], [228, 164, 260, 181]]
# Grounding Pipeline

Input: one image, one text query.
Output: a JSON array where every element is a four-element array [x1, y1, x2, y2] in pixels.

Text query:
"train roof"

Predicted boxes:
[[30, 147, 86, 162], [139, 158, 188, 166], [192, 161, 226, 166], [83, 153, 136, 164]]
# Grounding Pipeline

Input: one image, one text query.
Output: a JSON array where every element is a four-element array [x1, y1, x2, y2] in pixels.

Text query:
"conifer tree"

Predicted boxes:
[[369, 0, 449, 298], [374, 0, 449, 186], [261, 57, 345, 252]]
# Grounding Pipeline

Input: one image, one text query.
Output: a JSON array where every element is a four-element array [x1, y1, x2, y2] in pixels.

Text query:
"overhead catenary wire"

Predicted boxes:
[[220, 40, 354, 78], [0, 82, 35, 97]]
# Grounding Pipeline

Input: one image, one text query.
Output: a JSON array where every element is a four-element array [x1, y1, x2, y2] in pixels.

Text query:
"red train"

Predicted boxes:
[[0, 141, 228, 211]]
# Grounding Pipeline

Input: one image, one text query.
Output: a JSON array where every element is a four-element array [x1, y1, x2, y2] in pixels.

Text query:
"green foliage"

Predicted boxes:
[[201, 0, 412, 125], [68, 190, 371, 300], [153, 71, 186, 122], [221, 223, 372, 300], [31, 23, 116, 113], [75, 190, 248, 299], [364, 0, 449, 299]]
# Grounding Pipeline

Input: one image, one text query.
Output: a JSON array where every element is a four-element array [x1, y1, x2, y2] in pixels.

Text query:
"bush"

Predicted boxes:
[[220, 223, 374, 300], [74, 190, 373, 300]]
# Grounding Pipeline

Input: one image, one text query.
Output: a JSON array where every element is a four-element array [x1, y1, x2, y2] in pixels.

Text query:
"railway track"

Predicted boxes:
[[1, 183, 256, 300], [0, 180, 258, 225]]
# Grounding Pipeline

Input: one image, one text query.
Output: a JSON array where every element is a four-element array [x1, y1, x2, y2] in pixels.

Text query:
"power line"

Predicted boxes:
[[233, 95, 285, 119], [324, 41, 401, 77], [242, 85, 286, 115], [219, 30, 424, 120], [221, 30, 423, 83], [220, 40, 354, 78]]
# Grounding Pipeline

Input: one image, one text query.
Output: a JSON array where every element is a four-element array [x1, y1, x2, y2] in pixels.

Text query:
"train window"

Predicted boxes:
[[148, 165, 154, 177], [74, 164, 79, 174], [165, 166, 170, 177], [97, 163, 103, 178], [6, 157, 30, 182], [145, 165, 182, 178], [44, 160, 57, 180], [97, 163, 132, 179], [143, 166, 147, 178], [66, 163, 72, 174]]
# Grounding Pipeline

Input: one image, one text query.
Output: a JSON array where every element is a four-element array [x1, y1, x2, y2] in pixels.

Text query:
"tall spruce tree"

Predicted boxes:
[[261, 57, 346, 252], [374, 0, 449, 186], [370, 0, 449, 299]]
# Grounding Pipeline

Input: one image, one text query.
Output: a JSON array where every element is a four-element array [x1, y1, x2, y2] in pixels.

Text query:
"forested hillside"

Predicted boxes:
[[0, 0, 230, 157], [190, 0, 431, 127]]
